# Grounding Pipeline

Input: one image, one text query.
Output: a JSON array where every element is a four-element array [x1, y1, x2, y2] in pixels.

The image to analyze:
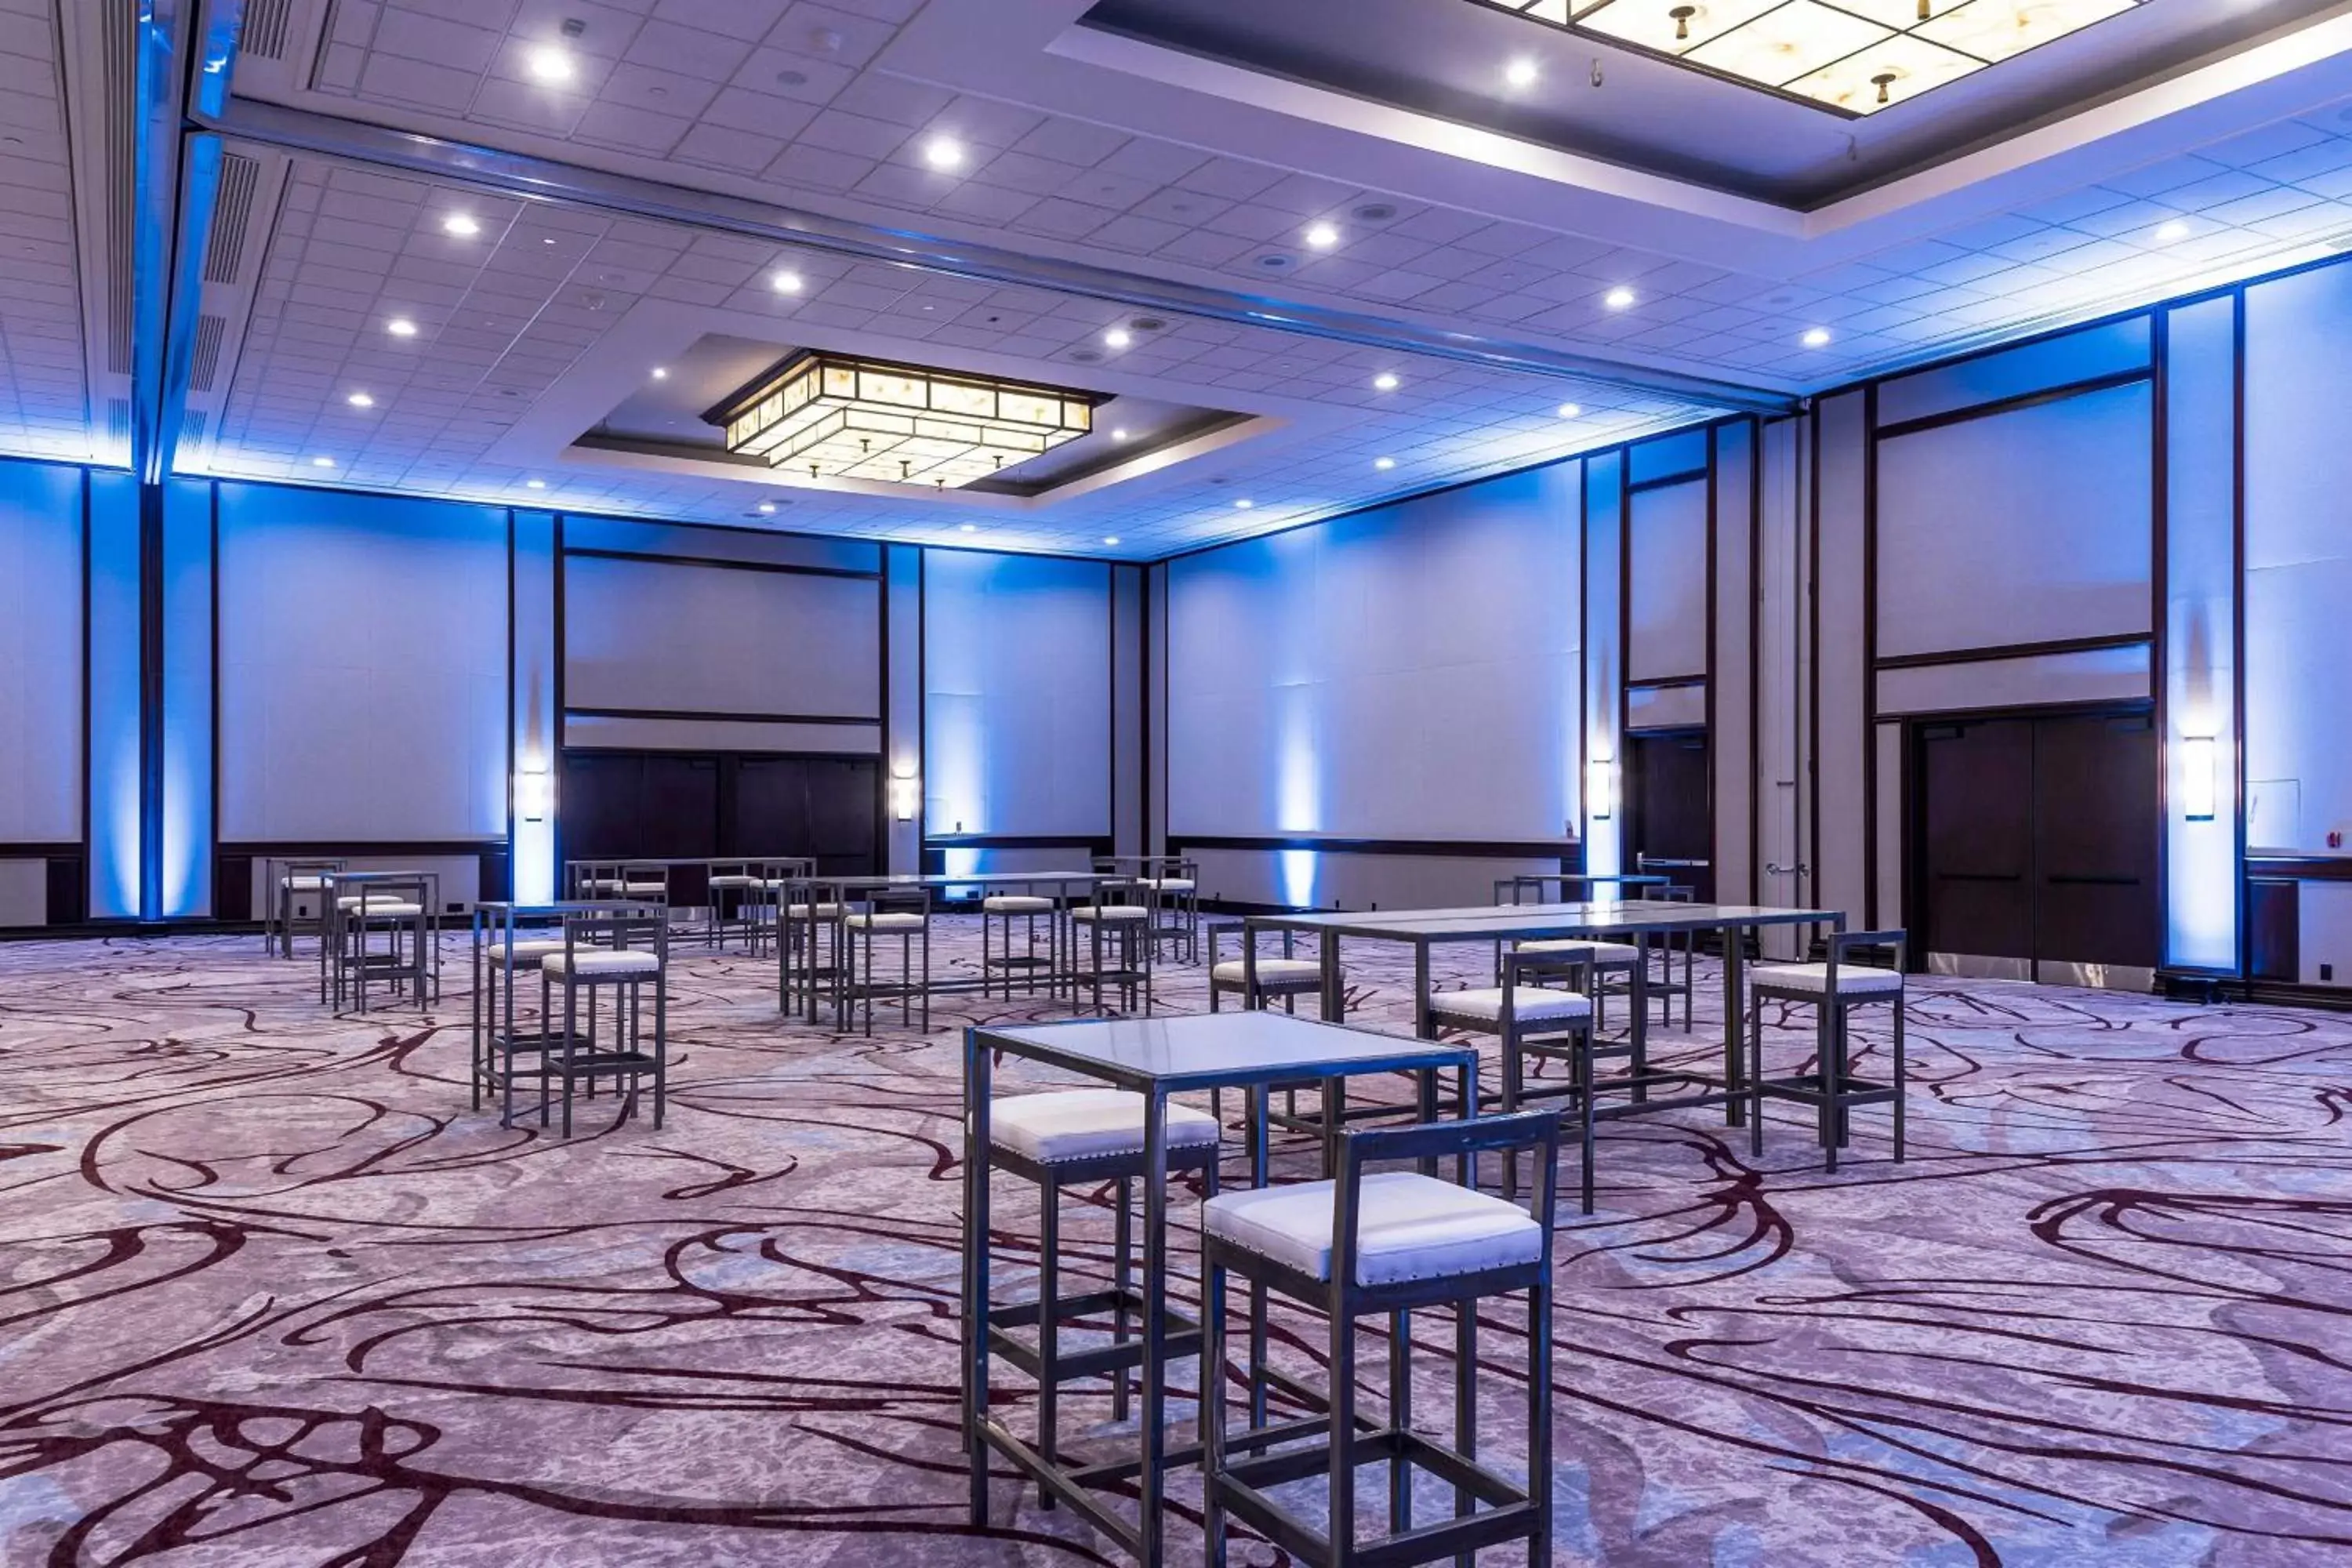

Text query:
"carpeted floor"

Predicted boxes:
[[3, 920, 2350, 1566]]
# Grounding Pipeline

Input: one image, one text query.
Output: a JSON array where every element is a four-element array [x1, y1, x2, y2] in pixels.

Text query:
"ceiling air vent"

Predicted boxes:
[[243, 0, 292, 60], [181, 408, 207, 446], [189, 312, 225, 391], [107, 397, 132, 444], [202, 152, 259, 285]]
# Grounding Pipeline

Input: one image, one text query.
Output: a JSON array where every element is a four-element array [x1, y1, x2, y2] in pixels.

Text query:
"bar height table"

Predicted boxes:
[[1243, 899, 1845, 1129], [964, 1011, 1479, 1568]]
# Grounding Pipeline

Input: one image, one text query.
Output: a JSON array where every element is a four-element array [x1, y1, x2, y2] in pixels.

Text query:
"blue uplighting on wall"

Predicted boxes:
[[85, 471, 143, 920]]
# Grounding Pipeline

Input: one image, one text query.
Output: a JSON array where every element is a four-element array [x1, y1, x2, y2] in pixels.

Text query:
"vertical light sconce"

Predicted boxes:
[[2180, 734, 2217, 822], [1587, 757, 1615, 821], [890, 761, 920, 822], [516, 764, 551, 822]]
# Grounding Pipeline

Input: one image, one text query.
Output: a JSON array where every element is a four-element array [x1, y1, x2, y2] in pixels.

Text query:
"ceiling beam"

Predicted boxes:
[[192, 96, 1800, 417]]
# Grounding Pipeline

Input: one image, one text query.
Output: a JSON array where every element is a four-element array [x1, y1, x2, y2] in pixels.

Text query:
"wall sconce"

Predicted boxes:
[[516, 765, 550, 823], [1587, 757, 1615, 821], [2181, 734, 2217, 822], [889, 765, 920, 822]]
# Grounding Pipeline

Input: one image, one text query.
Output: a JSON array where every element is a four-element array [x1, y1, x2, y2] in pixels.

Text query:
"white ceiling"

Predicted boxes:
[[0, 0, 93, 463], [11, 0, 2352, 554]]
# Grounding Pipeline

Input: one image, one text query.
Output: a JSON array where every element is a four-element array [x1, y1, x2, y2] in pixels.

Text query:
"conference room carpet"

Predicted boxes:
[[2, 922, 2346, 1566]]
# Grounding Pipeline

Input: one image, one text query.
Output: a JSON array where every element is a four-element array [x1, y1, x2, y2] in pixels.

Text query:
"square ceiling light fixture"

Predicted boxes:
[[1472, 0, 2143, 114], [713, 351, 1099, 488]]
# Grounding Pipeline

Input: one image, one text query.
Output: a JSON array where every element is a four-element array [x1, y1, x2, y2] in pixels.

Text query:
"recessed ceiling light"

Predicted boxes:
[[1802, 327, 1832, 347], [1604, 286, 1636, 310], [525, 45, 574, 84], [441, 212, 480, 238], [2155, 219, 2191, 244], [1373, 372, 1399, 391], [1102, 535, 1120, 546], [959, 522, 978, 532], [1105, 327, 1131, 349], [310, 456, 336, 468], [1374, 456, 1396, 470], [1304, 223, 1340, 249], [651, 366, 668, 380], [1504, 56, 1540, 89], [1556, 402, 1581, 418], [386, 318, 418, 337], [924, 136, 965, 170], [525, 478, 546, 489], [1112, 427, 1131, 441], [346, 391, 374, 408], [1234, 498, 1254, 510], [771, 270, 804, 293], [758, 502, 777, 514]]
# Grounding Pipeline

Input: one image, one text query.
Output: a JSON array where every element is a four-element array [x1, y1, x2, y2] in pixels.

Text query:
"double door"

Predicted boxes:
[[558, 750, 880, 905], [1911, 709, 2157, 985]]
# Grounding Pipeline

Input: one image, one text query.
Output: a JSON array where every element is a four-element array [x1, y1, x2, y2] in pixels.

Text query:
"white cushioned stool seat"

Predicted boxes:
[[991, 1088, 1219, 1164], [541, 948, 660, 977], [1203, 1171, 1541, 1287], [982, 895, 1055, 913], [845, 911, 926, 930], [621, 881, 668, 898], [339, 899, 423, 918], [1069, 905, 1151, 921], [1516, 938, 1640, 965], [281, 873, 329, 891], [706, 873, 758, 888], [785, 902, 844, 917], [1751, 962, 1904, 996], [1429, 986, 1592, 1023], [1142, 877, 1196, 891], [484, 938, 567, 964], [1212, 957, 1323, 985]]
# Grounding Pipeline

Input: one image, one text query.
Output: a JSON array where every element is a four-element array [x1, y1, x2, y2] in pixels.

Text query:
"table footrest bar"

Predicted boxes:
[[977, 1418, 1142, 1553], [1755, 1073, 1897, 1105]]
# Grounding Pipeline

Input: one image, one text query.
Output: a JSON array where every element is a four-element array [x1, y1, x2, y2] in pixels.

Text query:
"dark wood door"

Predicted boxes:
[[559, 751, 879, 881], [2032, 711, 2158, 970], [1627, 729, 1713, 902], [1911, 709, 2157, 975], [1916, 717, 2034, 964]]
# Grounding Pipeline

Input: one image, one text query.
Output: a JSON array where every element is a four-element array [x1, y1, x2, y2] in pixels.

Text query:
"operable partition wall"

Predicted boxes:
[[9, 243, 2352, 1000]]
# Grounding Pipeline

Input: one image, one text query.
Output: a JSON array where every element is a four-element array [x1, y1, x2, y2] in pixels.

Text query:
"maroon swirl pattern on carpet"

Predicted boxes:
[[2, 925, 2348, 1565]]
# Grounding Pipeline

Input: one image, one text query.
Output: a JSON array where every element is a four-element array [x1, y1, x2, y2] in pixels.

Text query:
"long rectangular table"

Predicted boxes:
[[1242, 899, 1843, 1127], [963, 1011, 1479, 1568]]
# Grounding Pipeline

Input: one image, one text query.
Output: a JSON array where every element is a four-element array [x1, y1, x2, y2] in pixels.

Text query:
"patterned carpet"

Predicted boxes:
[[3, 919, 2350, 1566]]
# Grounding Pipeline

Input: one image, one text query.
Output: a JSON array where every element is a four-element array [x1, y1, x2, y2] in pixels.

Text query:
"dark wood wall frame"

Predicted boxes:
[[1872, 631, 2153, 672], [1171, 833, 1586, 862], [1862, 381, 1878, 930]]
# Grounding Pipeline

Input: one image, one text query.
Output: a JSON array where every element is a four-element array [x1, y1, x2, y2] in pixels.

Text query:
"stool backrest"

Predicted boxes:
[[564, 907, 668, 961], [1828, 927, 1907, 975], [1332, 1109, 1562, 1291]]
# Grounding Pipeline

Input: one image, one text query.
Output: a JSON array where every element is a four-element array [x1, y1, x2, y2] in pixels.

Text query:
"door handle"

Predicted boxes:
[[1765, 862, 1809, 877]]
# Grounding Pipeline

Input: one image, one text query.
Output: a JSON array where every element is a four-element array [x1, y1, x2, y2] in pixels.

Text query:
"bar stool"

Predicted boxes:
[[705, 859, 762, 949], [1748, 929, 1907, 1172], [982, 1087, 1221, 1508], [1508, 933, 1640, 1030], [324, 874, 436, 1014], [1200, 1109, 1560, 1568], [1069, 878, 1154, 1016], [1207, 922, 1334, 1014], [266, 856, 345, 958], [779, 877, 848, 1020], [539, 910, 669, 1136], [470, 915, 569, 1119], [1425, 950, 1599, 1210], [981, 884, 1060, 1000], [844, 884, 931, 1035], [1143, 856, 1200, 964]]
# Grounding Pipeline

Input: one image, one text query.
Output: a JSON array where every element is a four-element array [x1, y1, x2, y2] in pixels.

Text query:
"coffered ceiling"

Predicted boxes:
[[9, 0, 2352, 554]]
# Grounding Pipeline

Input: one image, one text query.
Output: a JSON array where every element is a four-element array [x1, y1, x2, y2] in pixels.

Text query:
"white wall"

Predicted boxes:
[[923, 549, 1110, 839], [217, 485, 508, 843], [1167, 463, 1581, 853], [0, 459, 82, 846]]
